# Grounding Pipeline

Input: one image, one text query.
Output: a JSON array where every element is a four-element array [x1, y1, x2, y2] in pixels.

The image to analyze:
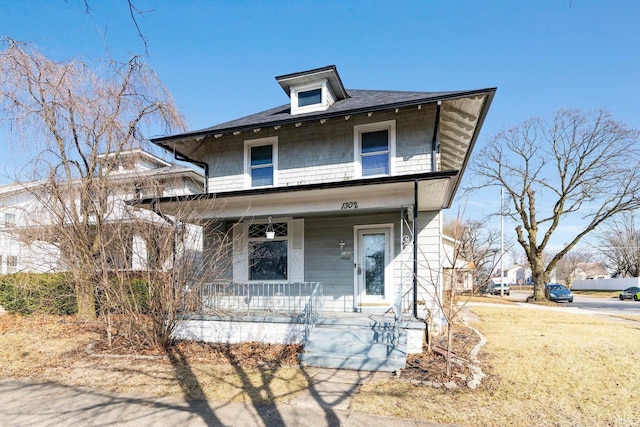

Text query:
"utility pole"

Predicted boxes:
[[500, 187, 504, 297]]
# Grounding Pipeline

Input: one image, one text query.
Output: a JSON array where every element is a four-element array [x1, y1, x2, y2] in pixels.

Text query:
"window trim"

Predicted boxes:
[[353, 120, 396, 178], [3, 212, 16, 227], [6, 254, 17, 274], [244, 137, 278, 188], [247, 219, 290, 283], [290, 80, 334, 115]]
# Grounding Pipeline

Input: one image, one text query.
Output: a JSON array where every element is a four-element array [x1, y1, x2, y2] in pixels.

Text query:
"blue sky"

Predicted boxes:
[[1, 0, 639, 253]]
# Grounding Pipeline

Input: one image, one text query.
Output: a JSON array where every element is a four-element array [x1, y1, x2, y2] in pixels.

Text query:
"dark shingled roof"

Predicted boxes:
[[151, 88, 494, 143]]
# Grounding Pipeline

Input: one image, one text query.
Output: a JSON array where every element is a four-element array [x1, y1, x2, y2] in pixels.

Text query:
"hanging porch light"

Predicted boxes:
[[265, 216, 275, 240]]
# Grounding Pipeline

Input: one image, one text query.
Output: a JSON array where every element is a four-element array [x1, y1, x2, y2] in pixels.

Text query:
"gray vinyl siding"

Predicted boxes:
[[305, 212, 402, 312], [204, 106, 437, 193]]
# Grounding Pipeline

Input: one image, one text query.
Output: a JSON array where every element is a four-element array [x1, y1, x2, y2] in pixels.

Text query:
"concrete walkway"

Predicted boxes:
[[0, 369, 459, 427]]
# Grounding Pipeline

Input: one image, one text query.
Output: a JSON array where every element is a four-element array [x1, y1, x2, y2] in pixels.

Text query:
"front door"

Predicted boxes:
[[355, 226, 392, 309]]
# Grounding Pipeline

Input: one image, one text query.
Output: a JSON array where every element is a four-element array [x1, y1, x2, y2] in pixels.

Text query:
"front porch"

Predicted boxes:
[[174, 281, 425, 371]]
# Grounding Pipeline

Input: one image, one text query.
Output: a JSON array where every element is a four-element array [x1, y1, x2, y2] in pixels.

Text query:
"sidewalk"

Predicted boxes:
[[0, 369, 458, 427]]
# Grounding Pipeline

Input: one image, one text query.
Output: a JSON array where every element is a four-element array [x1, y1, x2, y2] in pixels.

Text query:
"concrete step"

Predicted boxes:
[[304, 340, 398, 358], [300, 320, 408, 372], [307, 327, 395, 343], [298, 352, 406, 372]]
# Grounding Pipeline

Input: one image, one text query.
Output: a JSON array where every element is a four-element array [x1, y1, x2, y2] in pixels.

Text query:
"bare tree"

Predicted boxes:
[[444, 217, 503, 291], [596, 212, 640, 277], [421, 213, 502, 377], [469, 109, 640, 301], [552, 248, 594, 287], [0, 39, 185, 320]]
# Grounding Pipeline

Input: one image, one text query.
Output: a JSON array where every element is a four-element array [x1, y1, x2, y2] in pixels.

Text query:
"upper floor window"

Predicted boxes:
[[245, 137, 278, 188], [354, 120, 396, 178]]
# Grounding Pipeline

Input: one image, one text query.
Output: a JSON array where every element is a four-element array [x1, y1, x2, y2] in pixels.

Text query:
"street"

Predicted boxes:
[[508, 290, 640, 316]]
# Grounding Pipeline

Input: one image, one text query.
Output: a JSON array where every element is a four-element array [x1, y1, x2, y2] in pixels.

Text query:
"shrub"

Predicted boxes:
[[0, 273, 77, 315]]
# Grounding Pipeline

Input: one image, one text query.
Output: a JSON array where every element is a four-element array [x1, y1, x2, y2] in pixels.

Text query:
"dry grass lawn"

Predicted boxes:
[[3, 308, 640, 426], [352, 306, 640, 427], [0, 315, 307, 405]]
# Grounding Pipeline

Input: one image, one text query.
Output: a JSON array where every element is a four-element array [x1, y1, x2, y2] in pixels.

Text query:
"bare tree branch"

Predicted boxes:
[[468, 109, 640, 300]]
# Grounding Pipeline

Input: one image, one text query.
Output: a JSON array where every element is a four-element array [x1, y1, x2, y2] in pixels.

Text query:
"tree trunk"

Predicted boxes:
[[530, 256, 548, 301], [76, 282, 96, 320]]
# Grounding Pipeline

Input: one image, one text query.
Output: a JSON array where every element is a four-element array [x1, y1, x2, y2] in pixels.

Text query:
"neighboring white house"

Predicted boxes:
[[572, 263, 609, 281], [493, 264, 532, 285], [143, 65, 495, 319], [442, 235, 475, 292], [0, 149, 204, 274]]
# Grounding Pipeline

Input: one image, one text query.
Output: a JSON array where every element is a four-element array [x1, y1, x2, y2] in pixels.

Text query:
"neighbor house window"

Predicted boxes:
[[6, 255, 17, 274], [354, 120, 396, 177], [247, 221, 288, 281], [245, 137, 278, 188], [4, 212, 15, 227]]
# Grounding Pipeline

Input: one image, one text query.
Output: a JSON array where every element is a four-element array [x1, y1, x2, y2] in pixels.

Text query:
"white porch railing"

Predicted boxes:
[[198, 282, 322, 317]]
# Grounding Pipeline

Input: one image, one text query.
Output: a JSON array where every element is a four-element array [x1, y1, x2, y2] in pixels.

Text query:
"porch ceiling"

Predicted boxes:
[[135, 173, 456, 220]]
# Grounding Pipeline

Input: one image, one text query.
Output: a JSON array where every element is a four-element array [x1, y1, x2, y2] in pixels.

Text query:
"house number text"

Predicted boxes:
[[341, 201, 359, 210]]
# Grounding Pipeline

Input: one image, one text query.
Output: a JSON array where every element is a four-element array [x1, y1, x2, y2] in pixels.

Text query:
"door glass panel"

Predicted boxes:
[[363, 233, 385, 297]]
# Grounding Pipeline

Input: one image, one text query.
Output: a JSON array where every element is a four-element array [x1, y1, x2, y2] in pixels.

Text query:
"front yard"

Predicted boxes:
[[1, 305, 639, 426]]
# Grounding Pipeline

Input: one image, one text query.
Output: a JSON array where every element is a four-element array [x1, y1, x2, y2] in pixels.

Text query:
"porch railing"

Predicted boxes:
[[301, 282, 323, 345], [198, 282, 322, 318]]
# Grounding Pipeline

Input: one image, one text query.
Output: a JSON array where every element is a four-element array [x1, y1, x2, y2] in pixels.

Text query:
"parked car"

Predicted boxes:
[[618, 286, 640, 301], [490, 283, 510, 296], [545, 283, 573, 303]]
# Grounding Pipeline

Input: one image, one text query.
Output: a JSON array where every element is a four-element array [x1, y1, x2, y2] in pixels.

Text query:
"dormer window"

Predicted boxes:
[[298, 88, 322, 107], [276, 65, 349, 116], [289, 81, 335, 115]]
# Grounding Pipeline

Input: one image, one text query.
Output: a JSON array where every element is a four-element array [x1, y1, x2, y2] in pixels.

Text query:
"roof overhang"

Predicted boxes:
[[149, 88, 496, 163], [132, 171, 459, 220]]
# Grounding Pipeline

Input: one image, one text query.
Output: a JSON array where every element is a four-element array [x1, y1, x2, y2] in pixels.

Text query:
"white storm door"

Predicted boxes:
[[355, 226, 392, 306]]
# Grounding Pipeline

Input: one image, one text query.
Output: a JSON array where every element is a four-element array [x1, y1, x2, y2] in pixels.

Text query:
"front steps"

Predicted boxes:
[[298, 314, 407, 372]]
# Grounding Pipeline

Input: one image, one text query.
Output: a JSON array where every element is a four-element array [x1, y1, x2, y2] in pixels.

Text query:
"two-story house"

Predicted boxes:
[[145, 64, 494, 314], [0, 149, 204, 274]]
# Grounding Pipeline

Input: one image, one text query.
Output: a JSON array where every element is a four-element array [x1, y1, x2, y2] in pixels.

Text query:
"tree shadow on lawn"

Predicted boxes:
[[165, 346, 224, 426]]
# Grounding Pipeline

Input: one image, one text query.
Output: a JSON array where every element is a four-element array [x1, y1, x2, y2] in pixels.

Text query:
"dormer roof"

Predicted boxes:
[[275, 65, 349, 101]]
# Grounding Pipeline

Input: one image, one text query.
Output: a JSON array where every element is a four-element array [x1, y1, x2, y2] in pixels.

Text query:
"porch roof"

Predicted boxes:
[[131, 170, 458, 219]]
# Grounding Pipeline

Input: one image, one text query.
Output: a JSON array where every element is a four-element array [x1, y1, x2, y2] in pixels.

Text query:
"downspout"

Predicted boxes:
[[413, 179, 419, 319], [172, 149, 209, 193]]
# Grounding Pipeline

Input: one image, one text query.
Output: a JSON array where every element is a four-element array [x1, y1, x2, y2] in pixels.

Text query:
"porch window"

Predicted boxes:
[[354, 120, 396, 177], [248, 222, 288, 281], [245, 137, 277, 188]]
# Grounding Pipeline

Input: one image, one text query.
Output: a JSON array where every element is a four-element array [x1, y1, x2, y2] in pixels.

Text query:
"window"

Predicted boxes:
[[245, 137, 277, 188], [361, 130, 389, 176], [298, 88, 322, 107], [248, 222, 288, 281], [6, 255, 17, 274], [4, 212, 15, 227], [354, 120, 396, 177], [290, 81, 335, 115]]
